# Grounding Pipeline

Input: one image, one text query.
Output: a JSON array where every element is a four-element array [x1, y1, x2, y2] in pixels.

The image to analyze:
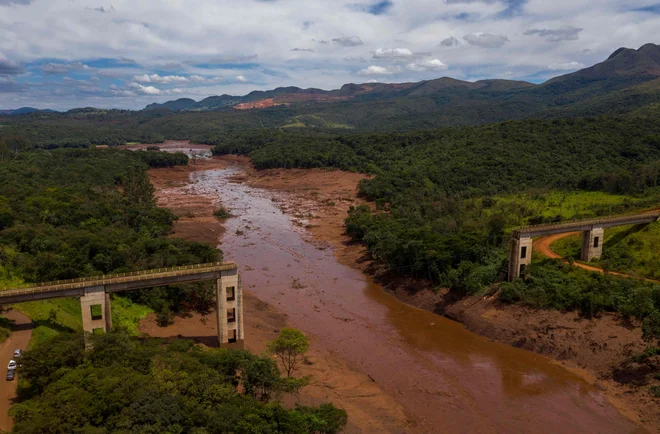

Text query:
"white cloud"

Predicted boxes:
[[188, 74, 223, 83], [133, 74, 189, 84], [359, 65, 398, 76], [548, 61, 585, 70], [0, 0, 658, 109], [129, 82, 162, 95], [236, 75, 248, 82], [373, 48, 414, 59], [407, 58, 448, 71]]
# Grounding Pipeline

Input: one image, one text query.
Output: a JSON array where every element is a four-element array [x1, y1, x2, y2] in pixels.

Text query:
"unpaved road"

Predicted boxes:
[[534, 232, 660, 283], [0, 309, 32, 431]]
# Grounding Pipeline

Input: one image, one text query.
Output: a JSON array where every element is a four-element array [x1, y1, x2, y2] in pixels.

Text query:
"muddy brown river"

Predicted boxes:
[[155, 143, 643, 433]]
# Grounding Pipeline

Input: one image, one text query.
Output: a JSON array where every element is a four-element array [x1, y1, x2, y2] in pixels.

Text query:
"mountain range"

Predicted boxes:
[[143, 43, 660, 130], [0, 107, 58, 116]]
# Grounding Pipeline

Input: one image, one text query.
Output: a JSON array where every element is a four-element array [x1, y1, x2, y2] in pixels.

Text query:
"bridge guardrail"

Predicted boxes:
[[0, 262, 237, 298], [516, 211, 660, 235]]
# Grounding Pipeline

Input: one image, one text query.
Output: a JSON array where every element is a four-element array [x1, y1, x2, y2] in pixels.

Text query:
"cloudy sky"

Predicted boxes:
[[0, 0, 659, 110]]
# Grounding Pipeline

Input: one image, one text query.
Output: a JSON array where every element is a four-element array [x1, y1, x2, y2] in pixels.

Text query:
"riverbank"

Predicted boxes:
[[243, 164, 658, 431], [145, 152, 412, 434], [144, 146, 649, 433]]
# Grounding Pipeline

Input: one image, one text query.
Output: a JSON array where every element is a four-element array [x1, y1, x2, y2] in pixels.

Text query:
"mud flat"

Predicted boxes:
[[145, 147, 649, 433]]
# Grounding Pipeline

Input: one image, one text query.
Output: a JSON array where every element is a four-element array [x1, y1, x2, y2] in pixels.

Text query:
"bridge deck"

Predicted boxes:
[[0, 262, 237, 305], [514, 211, 660, 238]]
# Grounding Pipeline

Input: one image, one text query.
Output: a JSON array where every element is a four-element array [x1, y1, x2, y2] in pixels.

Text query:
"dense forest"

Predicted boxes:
[[0, 146, 348, 433], [2, 108, 660, 405], [10, 331, 346, 433], [209, 117, 660, 343], [0, 148, 217, 321]]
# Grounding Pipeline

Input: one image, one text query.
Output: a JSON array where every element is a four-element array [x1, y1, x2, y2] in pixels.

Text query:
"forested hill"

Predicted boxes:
[[139, 43, 660, 130], [1, 44, 659, 138]]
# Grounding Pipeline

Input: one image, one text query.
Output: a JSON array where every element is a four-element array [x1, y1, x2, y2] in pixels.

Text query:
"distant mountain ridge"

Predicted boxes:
[[144, 78, 539, 112], [3, 44, 659, 130], [0, 107, 58, 116], [145, 43, 660, 116]]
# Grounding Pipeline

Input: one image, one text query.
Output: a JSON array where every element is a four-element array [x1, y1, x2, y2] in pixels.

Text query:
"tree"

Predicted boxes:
[[5, 135, 28, 153], [120, 166, 155, 206], [642, 311, 660, 346], [0, 140, 9, 161], [267, 328, 310, 377]]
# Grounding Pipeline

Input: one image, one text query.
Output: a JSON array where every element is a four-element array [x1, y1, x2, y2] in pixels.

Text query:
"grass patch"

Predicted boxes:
[[280, 115, 353, 130], [490, 190, 660, 227], [15, 298, 83, 348], [551, 222, 660, 280], [110, 296, 152, 335], [14, 295, 152, 348]]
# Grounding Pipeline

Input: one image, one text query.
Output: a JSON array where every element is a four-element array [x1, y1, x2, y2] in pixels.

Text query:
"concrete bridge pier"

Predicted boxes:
[[581, 226, 604, 262], [80, 285, 112, 348], [508, 235, 533, 281], [216, 267, 244, 349]]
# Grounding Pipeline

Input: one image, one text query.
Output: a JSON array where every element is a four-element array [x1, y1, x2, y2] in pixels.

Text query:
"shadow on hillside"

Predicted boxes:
[[32, 319, 75, 334], [604, 223, 646, 249]]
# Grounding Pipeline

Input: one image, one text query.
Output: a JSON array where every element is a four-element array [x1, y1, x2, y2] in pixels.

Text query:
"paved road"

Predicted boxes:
[[0, 310, 32, 431], [534, 232, 660, 283]]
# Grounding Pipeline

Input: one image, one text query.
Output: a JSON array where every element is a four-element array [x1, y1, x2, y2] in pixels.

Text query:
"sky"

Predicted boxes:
[[0, 0, 659, 110]]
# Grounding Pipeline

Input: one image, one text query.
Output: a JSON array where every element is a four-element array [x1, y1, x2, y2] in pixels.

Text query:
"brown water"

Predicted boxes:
[[182, 162, 641, 433]]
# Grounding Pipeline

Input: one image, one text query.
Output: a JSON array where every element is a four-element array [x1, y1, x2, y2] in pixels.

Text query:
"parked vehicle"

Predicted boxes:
[[13, 349, 22, 358], [7, 360, 17, 370], [5, 370, 14, 381]]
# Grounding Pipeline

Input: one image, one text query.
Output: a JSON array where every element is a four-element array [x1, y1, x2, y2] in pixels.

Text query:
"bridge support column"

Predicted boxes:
[[581, 226, 604, 262], [508, 235, 533, 281], [81, 285, 110, 349], [216, 267, 243, 349]]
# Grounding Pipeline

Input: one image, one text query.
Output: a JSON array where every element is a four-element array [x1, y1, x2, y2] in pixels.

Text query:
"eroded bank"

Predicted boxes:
[[144, 143, 645, 433]]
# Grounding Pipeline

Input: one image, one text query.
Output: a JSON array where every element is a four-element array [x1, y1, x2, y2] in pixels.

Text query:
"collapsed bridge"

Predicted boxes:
[[0, 262, 244, 348], [508, 210, 660, 281]]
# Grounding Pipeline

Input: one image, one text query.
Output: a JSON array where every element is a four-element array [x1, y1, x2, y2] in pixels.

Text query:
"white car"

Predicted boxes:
[[7, 360, 17, 371], [13, 349, 22, 358]]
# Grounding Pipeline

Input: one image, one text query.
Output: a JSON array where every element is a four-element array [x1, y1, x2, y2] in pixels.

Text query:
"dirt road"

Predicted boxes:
[[0, 309, 32, 431], [534, 232, 660, 283]]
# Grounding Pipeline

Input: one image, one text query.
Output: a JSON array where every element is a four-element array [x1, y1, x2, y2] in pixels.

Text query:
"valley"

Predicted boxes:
[[1, 43, 660, 433], [141, 143, 655, 432]]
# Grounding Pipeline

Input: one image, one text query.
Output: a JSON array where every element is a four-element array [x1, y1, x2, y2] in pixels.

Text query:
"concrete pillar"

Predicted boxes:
[[508, 235, 533, 281], [237, 274, 244, 344], [216, 268, 243, 349], [215, 278, 228, 346], [80, 285, 107, 348], [104, 292, 113, 331], [581, 226, 604, 262]]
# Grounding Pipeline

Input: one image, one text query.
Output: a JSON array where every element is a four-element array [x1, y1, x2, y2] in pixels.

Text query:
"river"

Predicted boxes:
[[184, 164, 643, 433], [150, 143, 643, 433]]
